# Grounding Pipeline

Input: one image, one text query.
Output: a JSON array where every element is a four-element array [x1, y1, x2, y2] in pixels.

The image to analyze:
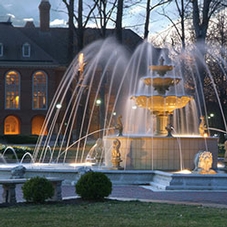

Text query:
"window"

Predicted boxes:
[[4, 116, 20, 135], [5, 71, 20, 109], [22, 42, 30, 57], [33, 71, 47, 109], [32, 115, 48, 135], [0, 43, 3, 56]]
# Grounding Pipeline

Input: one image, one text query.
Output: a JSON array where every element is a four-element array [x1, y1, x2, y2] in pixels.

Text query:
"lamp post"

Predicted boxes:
[[96, 98, 102, 137], [75, 52, 85, 141], [56, 103, 62, 132], [56, 103, 62, 145]]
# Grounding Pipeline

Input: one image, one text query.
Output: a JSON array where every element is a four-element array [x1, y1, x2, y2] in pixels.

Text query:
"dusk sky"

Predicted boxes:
[[0, 0, 68, 27], [0, 0, 173, 37]]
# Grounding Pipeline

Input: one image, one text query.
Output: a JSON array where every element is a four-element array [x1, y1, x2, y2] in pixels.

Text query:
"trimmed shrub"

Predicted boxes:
[[1, 135, 38, 144], [22, 176, 54, 203], [75, 171, 112, 200]]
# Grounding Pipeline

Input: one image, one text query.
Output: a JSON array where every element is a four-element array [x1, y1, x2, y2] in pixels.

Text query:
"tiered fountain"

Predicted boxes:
[[104, 56, 218, 172], [132, 56, 191, 136], [0, 39, 227, 190]]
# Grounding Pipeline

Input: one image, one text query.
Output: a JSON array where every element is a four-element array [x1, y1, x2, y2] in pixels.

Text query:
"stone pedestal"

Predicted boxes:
[[111, 158, 124, 170], [2, 184, 16, 203], [156, 114, 168, 135], [104, 136, 218, 171]]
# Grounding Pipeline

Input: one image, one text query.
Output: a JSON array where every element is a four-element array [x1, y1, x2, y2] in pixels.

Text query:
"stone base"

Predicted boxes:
[[104, 136, 218, 171], [150, 170, 227, 190], [110, 166, 124, 170], [1, 164, 227, 190]]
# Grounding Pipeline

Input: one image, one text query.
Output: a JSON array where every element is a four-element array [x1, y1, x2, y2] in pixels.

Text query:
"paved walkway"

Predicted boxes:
[[1, 184, 227, 208], [109, 185, 227, 208]]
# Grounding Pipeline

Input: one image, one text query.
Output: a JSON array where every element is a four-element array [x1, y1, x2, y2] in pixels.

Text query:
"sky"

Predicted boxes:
[[0, 0, 68, 27], [0, 0, 174, 37]]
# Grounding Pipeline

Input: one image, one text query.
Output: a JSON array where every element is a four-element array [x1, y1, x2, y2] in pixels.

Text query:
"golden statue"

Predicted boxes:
[[111, 139, 123, 169]]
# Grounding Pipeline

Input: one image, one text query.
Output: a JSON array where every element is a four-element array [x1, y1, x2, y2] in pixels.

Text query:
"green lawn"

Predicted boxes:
[[0, 200, 226, 227]]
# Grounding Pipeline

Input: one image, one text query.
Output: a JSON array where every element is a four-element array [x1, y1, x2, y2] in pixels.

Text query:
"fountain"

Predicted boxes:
[[131, 56, 191, 136], [104, 54, 218, 171], [0, 38, 227, 190]]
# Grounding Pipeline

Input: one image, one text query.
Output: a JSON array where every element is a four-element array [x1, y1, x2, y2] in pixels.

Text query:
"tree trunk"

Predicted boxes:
[[77, 0, 84, 51], [115, 0, 123, 43], [144, 0, 151, 39], [192, 0, 211, 116]]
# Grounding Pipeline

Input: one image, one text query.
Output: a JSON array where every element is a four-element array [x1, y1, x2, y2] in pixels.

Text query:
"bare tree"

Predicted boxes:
[[191, 0, 225, 48], [61, 0, 99, 141], [62, 0, 74, 62], [115, 0, 124, 42], [190, 0, 226, 115], [62, 0, 98, 55], [204, 9, 227, 134], [144, 0, 171, 39], [91, 0, 118, 38]]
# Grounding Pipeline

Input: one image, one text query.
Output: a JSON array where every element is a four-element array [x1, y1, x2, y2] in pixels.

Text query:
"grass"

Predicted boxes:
[[0, 200, 227, 227]]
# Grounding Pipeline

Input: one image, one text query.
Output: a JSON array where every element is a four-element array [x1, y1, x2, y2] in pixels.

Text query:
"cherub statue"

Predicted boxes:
[[94, 138, 104, 165], [85, 138, 104, 165], [165, 123, 173, 137], [111, 139, 123, 169], [115, 115, 123, 136], [199, 116, 208, 136]]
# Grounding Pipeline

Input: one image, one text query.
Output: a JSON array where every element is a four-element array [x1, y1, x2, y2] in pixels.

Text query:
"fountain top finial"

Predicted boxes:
[[149, 57, 173, 76], [159, 56, 164, 66]]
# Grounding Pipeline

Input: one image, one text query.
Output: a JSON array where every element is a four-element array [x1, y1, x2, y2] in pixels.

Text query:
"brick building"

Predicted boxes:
[[0, 0, 142, 136]]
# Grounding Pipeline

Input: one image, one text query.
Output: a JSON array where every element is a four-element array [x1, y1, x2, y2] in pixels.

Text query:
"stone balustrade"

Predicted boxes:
[[0, 177, 63, 204]]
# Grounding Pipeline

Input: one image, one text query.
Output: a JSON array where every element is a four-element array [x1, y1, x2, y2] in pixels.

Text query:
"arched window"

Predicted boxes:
[[5, 71, 20, 109], [32, 115, 48, 135], [22, 42, 30, 57], [4, 116, 20, 135], [32, 71, 47, 109]]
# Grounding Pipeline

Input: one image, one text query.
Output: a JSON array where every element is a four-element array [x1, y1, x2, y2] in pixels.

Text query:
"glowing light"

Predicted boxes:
[[78, 53, 84, 72], [96, 99, 101, 105], [174, 169, 192, 174], [69, 162, 93, 167], [15, 96, 19, 105], [56, 103, 62, 109], [217, 162, 225, 168]]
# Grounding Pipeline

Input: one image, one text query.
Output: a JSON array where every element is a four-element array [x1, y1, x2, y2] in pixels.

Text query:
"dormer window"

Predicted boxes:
[[0, 43, 3, 56], [22, 43, 30, 57]]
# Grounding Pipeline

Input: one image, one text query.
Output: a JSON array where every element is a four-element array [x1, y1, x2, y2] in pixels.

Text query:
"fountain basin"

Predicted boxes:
[[149, 65, 173, 76], [104, 136, 218, 171], [142, 76, 181, 87], [131, 95, 192, 113], [150, 170, 227, 190], [0, 163, 226, 190], [0, 163, 154, 185]]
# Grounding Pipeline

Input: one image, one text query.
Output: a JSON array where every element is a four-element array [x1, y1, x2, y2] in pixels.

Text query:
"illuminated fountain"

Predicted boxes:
[[0, 38, 226, 189], [131, 56, 192, 136], [103, 52, 218, 171]]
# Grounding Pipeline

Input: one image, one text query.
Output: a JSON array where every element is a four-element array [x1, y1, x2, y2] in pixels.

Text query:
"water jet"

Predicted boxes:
[[0, 38, 226, 190]]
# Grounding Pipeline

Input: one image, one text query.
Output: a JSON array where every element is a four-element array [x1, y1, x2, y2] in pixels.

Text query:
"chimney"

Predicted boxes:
[[39, 0, 51, 32]]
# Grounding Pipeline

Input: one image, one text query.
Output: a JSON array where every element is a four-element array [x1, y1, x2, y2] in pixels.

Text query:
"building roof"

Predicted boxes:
[[20, 25, 69, 66], [0, 21, 142, 68], [0, 22, 59, 68]]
